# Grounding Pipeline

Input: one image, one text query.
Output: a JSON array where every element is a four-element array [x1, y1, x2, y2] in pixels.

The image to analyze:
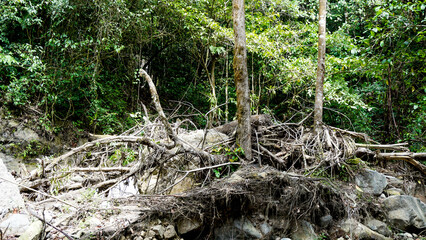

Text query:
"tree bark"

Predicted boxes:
[[232, 0, 252, 160], [314, 0, 327, 133]]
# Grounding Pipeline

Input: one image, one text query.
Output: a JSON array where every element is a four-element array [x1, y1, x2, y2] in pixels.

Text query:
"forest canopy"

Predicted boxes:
[[0, 0, 425, 151]]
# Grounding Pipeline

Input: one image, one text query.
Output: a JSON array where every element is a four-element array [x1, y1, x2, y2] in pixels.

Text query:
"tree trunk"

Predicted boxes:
[[225, 50, 229, 123], [314, 0, 327, 133], [232, 0, 252, 160], [208, 57, 217, 128]]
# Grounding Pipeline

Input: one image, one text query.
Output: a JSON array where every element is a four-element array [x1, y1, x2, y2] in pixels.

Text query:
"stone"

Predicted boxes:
[[18, 220, 43, 240], [320, 215, 333, 228], [364, 219, 392, 237], [341, 219, 391, 240], [233, 218, 262, 238], [355, 169, 388, 195], [0, 158, 30, 236], [108, 176, 139, 198], [151, 225, 165, 238], [291, 221, 317, 240], [13, 127, 40, 142], [170, 176, 194, 194], [139, 172, 159, 194], [383, 195, 426, 231], [179, 130, 229, 149], [71, 175, 85, 183], [177, 218, 201, 234], [227, 172, 244, 183], [214, 225, 243, 240], [385, 188, 404, 196], [0, 152, 19, 172], [87, 216, 102, 228], [0, 213, 31, 236], [146, 230, 156, 238], [386, 176, 404, 188], [396, 232, 413, 239], [164, 225, 177, 239], [0, 158, 26, 212], [260, 222, 272, 235]]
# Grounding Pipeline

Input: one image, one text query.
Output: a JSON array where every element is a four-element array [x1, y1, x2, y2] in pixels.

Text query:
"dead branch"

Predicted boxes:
[[259, 145, 286, 164], [139, 68, 178, 147], [68, 167, 131, 173], [355, 150, 426, 175], [355, 143, 409, 152], [41, 136, 173, 177], [328, 126, 376, 143], [377, 152, 426, 175]]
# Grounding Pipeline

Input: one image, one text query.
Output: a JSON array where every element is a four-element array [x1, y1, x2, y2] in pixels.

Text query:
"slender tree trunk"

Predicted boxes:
[[314, 0, 327, 133], [232, 0, 252, 160], [225, 50, 229, 123], [208, 58, 217, 128]]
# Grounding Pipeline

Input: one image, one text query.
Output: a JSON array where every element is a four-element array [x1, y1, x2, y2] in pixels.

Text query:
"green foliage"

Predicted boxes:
[[109, 147, 136, 167], [19, 140, 49, 160], [0, 0, 423, 149], [212, 145, 244, 162]]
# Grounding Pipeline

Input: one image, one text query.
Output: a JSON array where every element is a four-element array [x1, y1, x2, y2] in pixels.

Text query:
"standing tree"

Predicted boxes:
[[232, 0, 252, 160], [314, 0, 327, 133]]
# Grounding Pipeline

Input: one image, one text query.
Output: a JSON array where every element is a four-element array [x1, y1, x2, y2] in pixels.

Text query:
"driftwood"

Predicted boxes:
[[355, 148, 426, 175], [355, 143, 409, 152]]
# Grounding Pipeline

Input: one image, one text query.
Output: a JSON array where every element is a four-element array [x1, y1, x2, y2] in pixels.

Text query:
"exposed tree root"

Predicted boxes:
[[14, 70, 424, 239]]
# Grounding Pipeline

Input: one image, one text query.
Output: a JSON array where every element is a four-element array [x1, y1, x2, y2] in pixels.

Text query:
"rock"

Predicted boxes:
[[18, 220, 43, 240], [146, 230, 156, 238], [179, 130, 229, 149], [13, 127, 40, 142], [108, 176, 139, 198], [355, 169, 388, 195], [341, 219, 391, 240], [383, 195, 426, 231], [0, 158, 31, 236], [386, 176, 404, 189], [164, 225, 177, 239], [214, 225, 243, 240], [0, 152, 19, 172], [139, 173, 159, 194], [227, 172, 244, 183], [0, 158, 26, 212], [177, 218, 201, 234], [396, 232, 413, 239], [260, 222, 272, 235], [71, 175, 85, 183], [291, 221, 317, 240], [87, 216, 102, 228], [385, 188, 404, 196], [233, 218, 262, 238], [0, 213, 31, 236], [364, 219, 392, 237], [170, 176, 194, 194], [320, 215, 333, 228], [151, 225, 165, 238]]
